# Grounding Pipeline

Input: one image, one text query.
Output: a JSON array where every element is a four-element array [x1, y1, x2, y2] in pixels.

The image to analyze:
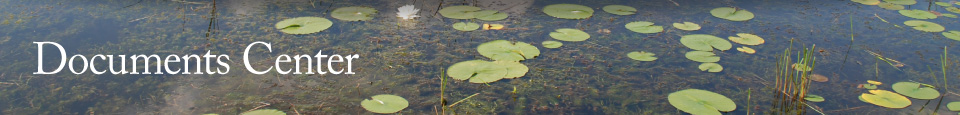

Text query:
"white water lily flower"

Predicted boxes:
[[397, 5, 419, 19]]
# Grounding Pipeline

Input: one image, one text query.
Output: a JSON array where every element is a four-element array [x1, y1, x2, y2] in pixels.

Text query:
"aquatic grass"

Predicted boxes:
[[772, 39, 821, 114]]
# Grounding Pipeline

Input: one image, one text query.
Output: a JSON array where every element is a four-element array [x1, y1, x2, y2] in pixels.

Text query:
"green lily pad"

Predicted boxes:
[[330, 6, 377, 21], [446, 60, 508, 83], [360, 94, 409, 114], [275, 17, 333, 35], [685, 51, 720, 63], [891, 82, 940, 99], [852, 0, 881, 5], [494, 61, 529, 79], [728, 33, 765, 45], [804, 94, 825, 102], [698, 63, 723, 72], [948, 102, 960, 111], [549, 28, 591, 42], [936, 2, 953, 6], [680, 34, 733, 51], [452, 22, 480, 31], [673, 22, 701, 31], [861, 90, 912, 108], [710, 7, 754, 21], [477, 40, 540, 61], [542, 41, 563, 48], [241, 109, 286, 115], [947, 7, 960, 14], [899, 9, 937, 19], [878, 2, 905, 10], [942, 13, 958, 18], [668, 89, 737, 115], [884, 0, 916, 5], [941, 30, 960, 41], [475, 10, 509, 21], [627, 51, 657, 61], [543, 4, 594, 19], [864, 84, 878, 89], [439, 5, 482, 19], [904, 20, 945, 32], [602, 5, 637, 15], [625, 21, 664, 33]]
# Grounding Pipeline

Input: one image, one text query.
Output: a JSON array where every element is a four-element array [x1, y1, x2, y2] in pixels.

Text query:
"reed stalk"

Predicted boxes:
[[773, 39, 817, 114]]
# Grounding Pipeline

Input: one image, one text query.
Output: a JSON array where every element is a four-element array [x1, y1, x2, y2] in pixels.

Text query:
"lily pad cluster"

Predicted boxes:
[[891, 82, 940, 99], [330, 6, 377, 21], [360, 94, 409, 113], [602, 5, 637, 15], [668, 89, 737, 115], [710, 7, 755, 21], [439, 5, 508, 21], [625, 21, 664, 33], [543, 4, 594, 19], [275, 17, 334, 35], [446, 60, 529, 83]]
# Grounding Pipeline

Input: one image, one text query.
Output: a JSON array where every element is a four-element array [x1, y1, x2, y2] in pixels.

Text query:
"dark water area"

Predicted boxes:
[[0, 0, 959, 114]]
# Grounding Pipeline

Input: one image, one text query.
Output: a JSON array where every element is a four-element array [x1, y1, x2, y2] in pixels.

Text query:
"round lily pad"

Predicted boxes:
[[550, 28, 590, 41], [602, 5, 637, 15], [452, 22, 480, 31], [275, 17, 333, 35], [543, 4, 594, 19], [860, 90, 912, 108], [808, 74, 828, 82], [878, 2, 905, 10], [477, 40, 540, 61], [947, 7, 960, 14], [542, 41, 563, 48], [476, 11, 508, 21], [852, 0, 881, 5], [627, 51, 657, 61], [710, 7, 755, 21], [698, 63, 723, 72], [625, 21, 664, 33], [494, 61, 529, 79], [330, 6, 377, 21], [948, 102, 960, 111], [891, 82, 940, 99], [439, 5, 482, 19], [791, 63, 812, 71], [685, 51, 720, 63], [668, 89, 737, 115], [899, 9, 937, 19], [936, 2, 953, 6], [680, 34, 733, 51], [942, 13, 958, 18], [673, 22, 701, 31], [904, 20, 944, 32], [360, 94, 409, 114], [241, 109, 286, 115], [737, 46, 756, 54], [884, 0, 916, 5], [805, 94, 825, 102], [942, 30, 960, 41], [446, 60, 508, 83], [728, 33, 765, 45]]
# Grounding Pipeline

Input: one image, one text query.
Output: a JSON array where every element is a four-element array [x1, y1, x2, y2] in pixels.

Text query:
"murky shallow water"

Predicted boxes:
[[1, 0, 959, 114]]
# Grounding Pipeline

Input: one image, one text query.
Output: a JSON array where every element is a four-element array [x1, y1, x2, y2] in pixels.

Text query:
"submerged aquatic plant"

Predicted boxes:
[[275, 17, 333, 35], [541, 41, 563, 48], [667, 89, 737, 115], [241, 109, 286, 115], [698, 63, 723, 72], [439, 5, 482, 19], [891, 82, 940, 99], [627, 51, 657, 61], [710, 7, 755, 21], [904, 20, 944, 32], [680, 34, 733, 51], [624, 21, 664, 33], [685, 51, 720, 63], [549, 28, 590, 41], [396, 5, 420, 20], [331, 6, 377, 21], [543, 4, 594, 19], [672, 22, 701, 31], [860, 90, 912, 108], [452, 22, 480, 31], [602, 5, 637, 15], [360, 94, 410, 114], [477, 40, 540, 61]]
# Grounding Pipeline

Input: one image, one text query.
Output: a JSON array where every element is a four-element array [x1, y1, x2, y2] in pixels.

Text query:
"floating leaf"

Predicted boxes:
[[884, 0, 917, 5], [360, 94, 409, 114], [808, 74, 829, 82], [685, 51, 720, 63], [543, 4, 594, 19], [891, 82, 940, 99], [668, 89, 737, 115], [627, 51, 658, 61], [549, 28, 591, 41], [868, 80, 883, 85], [804, 94, 825, 102], [241, 109, 286, 115], [542, 41, 563, 48], [474, 10, 509, 21], [446, 60, 508, 83], [737, 46, 756, 54], [936, 2, 953, 6], [864, 84, 878, 89], [673, 22, 701, 31], [948, 102, 960, 111], [878, 2, 905, 10], [602, 5, 637, 15], [439, 5, 482, 19], [275, 17, 333, 35], [452, 22, 480, 31], [852, 0, 881, 5], [330, 6, 377, 21], [728, 33, 765, 45], [477, 40, 540, 61], [791, 63, 812, 71], [483, 24, 505, 30], [860, 90, 911, 108], [698, 63, 723, 72], [899, 9, 937, 19], [947, 7, 960, 14], [680, 34, 733, 51], [942, 30, 960, 41], [710, 7, 755, 21], [494, 61, 529, 79], [904, 20, 944, 32], [625, 21, 664, 33]]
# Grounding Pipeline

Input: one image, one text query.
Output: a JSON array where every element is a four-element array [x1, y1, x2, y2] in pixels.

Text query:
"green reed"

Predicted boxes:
[[773, 39, 818, 115]]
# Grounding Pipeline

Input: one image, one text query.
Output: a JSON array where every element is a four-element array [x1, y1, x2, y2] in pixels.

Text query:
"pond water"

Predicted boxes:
[[1, 0, 959, 114]]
